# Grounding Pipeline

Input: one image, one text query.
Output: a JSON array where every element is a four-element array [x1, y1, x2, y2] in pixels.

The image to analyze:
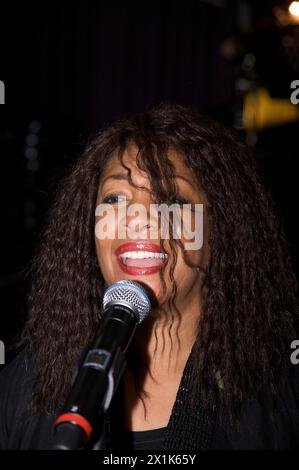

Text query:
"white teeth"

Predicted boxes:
[[119, 251, 168, 260]]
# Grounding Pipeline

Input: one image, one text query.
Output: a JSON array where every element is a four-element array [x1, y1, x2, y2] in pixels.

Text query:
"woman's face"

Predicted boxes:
[[95, 146, 210, 313]]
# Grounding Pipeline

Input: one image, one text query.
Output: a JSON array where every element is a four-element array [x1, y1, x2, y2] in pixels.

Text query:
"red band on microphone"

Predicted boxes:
[[54, 412, 93, 440]]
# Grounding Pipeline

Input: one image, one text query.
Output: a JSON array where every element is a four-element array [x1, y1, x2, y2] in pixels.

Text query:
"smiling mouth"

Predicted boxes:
[[119, 251, 168, 268], [115, 243, 169, 274]]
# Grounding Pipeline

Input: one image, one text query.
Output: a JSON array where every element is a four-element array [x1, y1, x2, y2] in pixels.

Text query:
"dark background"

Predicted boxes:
[[0, 0, 298, 350]]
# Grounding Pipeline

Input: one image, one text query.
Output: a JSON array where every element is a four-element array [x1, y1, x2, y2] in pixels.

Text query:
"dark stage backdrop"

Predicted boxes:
[[0, 0, 298, 355]]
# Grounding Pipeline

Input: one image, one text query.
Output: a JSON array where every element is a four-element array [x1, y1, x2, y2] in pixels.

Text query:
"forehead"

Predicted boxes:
[[101, 146, 195, 182]]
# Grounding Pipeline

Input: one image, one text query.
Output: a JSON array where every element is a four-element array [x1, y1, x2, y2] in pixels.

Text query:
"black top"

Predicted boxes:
[[123, 427, 166, 450], [0, 349, 299, 450]]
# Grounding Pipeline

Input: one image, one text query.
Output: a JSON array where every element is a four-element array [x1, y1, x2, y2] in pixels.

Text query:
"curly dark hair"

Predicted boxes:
[[18, 102, 299, 426]]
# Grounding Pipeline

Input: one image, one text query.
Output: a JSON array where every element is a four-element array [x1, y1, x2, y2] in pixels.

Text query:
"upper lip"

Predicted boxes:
[[115, 242, 167, 256]]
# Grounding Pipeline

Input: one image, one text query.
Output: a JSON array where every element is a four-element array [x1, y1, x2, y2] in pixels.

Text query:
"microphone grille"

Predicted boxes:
[[102, 280, 151, 323]]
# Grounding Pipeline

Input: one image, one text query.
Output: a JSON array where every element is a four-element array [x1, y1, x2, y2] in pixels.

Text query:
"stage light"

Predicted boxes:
[[289, 1, 299, 18], [25, 133, 39, 147], [243, 87, 299, 131], [24, 147, 38, 160], [29, 120, 41, 134]]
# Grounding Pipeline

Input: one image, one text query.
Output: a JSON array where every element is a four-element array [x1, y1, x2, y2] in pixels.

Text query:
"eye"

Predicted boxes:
[[173, 196, 189, 205], [102, 194, 127, 204]]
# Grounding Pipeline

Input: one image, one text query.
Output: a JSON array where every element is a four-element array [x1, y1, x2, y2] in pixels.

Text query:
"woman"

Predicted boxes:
[[0, 103, 298, 450]]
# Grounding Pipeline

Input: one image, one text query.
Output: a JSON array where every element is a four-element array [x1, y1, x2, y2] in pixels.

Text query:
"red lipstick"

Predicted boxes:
[[115, 242, 168, 276]]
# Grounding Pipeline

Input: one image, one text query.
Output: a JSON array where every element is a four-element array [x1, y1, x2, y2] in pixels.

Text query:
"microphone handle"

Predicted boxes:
[[50, 304, 137, 450]]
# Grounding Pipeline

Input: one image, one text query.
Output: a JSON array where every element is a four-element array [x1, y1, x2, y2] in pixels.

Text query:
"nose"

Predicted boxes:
[[119, 204, 159, 240]]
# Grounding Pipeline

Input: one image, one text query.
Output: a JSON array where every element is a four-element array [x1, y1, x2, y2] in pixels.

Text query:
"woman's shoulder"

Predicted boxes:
[[211, 364, 299, 450], [289, 363, 299, 395], [281, 364, 299, 415], [0, 347, 35, 449], [0, 347, 33, 393]]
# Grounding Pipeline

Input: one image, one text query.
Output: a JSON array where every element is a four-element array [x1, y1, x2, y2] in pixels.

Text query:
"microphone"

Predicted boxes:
[[50, 280, 151, 450]]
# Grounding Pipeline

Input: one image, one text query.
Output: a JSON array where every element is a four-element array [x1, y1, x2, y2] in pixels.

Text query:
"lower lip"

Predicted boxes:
[[116, 256, 168, 275]]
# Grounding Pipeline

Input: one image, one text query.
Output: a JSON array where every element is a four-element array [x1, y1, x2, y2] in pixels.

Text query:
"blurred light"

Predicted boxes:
[[26, 160, 39, 172], [25, 133, 39, 147], [273, 4, 299, 25], [289, 2, 299, 18], [220, 37, 242, 61], [243, 53, 256, 69], [28, 120, 41, 134], [235, 78, 251, 93], [243, 88, 299, 131], [24, 147, 38, 160]]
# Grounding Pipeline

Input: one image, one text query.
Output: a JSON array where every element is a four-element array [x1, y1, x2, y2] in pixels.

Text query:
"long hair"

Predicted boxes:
[[18, 103, 299, 425]]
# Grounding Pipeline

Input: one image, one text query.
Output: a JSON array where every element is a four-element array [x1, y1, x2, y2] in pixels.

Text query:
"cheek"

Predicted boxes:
[[95, 214, 117, 265], [95, 237, 113, 277], [95, 213, 118, 241], [95, 239, 104, 265], [171, 249, 203, 280]]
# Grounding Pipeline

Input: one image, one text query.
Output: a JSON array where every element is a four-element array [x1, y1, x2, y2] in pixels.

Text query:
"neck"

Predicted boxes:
[[129, 304, 199, 378]]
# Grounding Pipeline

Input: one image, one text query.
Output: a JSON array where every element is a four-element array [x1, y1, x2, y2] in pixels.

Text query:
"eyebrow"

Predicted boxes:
[[101, 174, 130, 185], [100, 173, 196, 189]]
